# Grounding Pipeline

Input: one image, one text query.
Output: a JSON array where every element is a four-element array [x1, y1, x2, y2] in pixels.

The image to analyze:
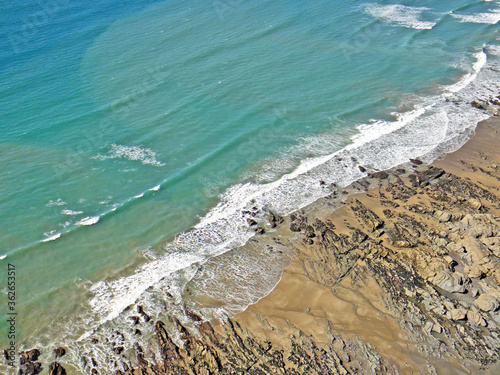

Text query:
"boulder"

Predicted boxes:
[[247, 218, 257, 226], [20, 349, 40, 364], [368, 171, 389, 179], [464, 266, 484, 279], [54, 347, 66, 359], [429, 271, 465, 293], [467, 311, 487, 327], [449, 309, 467, 321], [462, 238, 490, 265], [474, 294, 499, 312], [18, 361, 42, 375]]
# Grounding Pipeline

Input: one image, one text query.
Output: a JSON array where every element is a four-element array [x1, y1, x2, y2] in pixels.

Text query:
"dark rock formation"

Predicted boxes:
[[48, 362, 66, 375], [54, 347, 66, 359]]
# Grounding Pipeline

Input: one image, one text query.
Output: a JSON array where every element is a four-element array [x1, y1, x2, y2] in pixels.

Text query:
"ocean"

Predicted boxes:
[[1, 0, 499, 372]]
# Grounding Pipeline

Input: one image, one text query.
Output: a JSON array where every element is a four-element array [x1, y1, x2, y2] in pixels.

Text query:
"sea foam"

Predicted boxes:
[[93, 144, 165, 167], [451, 6, 500, 24], [362, 4, 436, 30]]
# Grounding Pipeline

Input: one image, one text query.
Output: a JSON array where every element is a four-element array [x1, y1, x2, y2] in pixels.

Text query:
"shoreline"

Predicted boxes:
[[10, 112, 500, 374]]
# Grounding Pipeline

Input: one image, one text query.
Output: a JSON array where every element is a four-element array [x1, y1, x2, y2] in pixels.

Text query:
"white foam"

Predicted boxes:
[[61, 209, 84, 215], [46, 198, 66, 207], [42, 233, 61, 242], [447, 50, 488, 94], [134, 193, 144, 198], [0, 255, 6, 260], [88, 252, 203, 326], [76, 216, 100, 226], [149, 185, 160, 191], [362, 3, 436, 30], [451, 6, 500, 24], [93, 144, 165, 166]]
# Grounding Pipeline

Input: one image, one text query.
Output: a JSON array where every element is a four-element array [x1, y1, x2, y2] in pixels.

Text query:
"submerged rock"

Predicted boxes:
[[54, 347, 66, 359], [48, 362, 66, 375]]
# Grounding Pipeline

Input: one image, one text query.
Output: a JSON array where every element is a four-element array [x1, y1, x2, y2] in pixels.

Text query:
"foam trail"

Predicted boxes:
[[362, 4, 436, 30], [76, 217, 100, 226], [447, 50, 488, 94], [61, 209, 84, 215], [93, 144, 165, 167], [451, 6, 500, 24], [42, 233, 62, 242], [88, 252, 203, 326]]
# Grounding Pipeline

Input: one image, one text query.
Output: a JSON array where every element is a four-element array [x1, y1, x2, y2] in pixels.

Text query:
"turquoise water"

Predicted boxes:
[[1, 0, 499, 372]]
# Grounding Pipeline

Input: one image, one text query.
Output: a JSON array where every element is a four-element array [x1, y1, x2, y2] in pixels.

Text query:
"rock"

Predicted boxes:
[[462, 238, 490, 265], [449, 309, 467, 321], [474, 294, 499, 312], [48, 362, 66, 375], [434, 211, 451, 223], [429, 271, 465, 293], [388, 223, 418, 248], [247, 218, 257, 226], [267, 213, 277, 228], [20, 349, 40, 364], [432, 323, 443, 334], [369, 171, 389, 179], [409, 158, 423, 165], [468, 198, 482, 210], [304, 225, 315, 238], [464, 266, 484, 279], [137, 305, 151, 322], [482, 237, 500, 257], [358, 165, 367, 173], [424, 321, 434, 333], [351, 200, 384, 232], [18, 361, 42, 375], [113, 346, 124, 354], [54, 347, 66, 359], [290, 213, 307, 232], [446, 242, 465, 253], [255, 227, 265, 235], [471, 101, 486, 110], [467, 311, 487, 327]]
